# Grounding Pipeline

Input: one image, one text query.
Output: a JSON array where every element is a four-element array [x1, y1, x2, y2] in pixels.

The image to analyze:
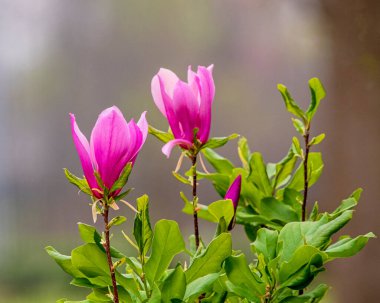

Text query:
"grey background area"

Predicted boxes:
[[0, 1, 379, 302]]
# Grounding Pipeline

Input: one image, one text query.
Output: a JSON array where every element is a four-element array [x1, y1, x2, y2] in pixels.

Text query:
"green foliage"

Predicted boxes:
[[133, 195, 153, 258], [148, 125, 174, 143], [145, 219, 185, 284], [53, 77, 374, 303], [64, 168, 92, 196], [201, 134, 239, 149], [110, 163, 132, 193]]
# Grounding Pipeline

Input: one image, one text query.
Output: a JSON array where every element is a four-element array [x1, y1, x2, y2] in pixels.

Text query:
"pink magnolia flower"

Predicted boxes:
[[225, 175, 242, 230], [151, 65, 215, 157], [70, 106, 148, 199]]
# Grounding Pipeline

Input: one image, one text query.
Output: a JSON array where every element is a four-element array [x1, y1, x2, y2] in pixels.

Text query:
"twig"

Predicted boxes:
[[102, 205, 119, 303]]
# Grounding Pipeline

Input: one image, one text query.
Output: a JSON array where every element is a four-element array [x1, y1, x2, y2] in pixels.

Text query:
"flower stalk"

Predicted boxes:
[[191, 154, 200, 249], [102, 203, 119, 303], [302, 124, 311, 222]]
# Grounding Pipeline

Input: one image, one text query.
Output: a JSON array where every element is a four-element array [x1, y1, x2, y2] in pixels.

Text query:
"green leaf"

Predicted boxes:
[[249, 153, 272, 196], [202, 148, 234, 174], [208, 200, 235, 225], [308, 210, 353, 248], [306, 78, 326, 121], [251, 228, 278, 263], [237, 137, 251, 169], [172, 171, 192, 185], [309, 201, 319, 221], [291, 137, 302, 158], [273, 148, 298, 190], [309, 133, 325, 146], [185, 233, 232, 283], [181, 192, 216, 222], [71, 243, 111, 279], [110, 163, 132, 193], [287, 153, 324, 191], [45, 246, 85, 278], [148, 125, 174, 143], [133, 195, 153, 258], [280, 254, 325, 290], [147, 284, 162, 303], [183, 198, 234, 226], [107, 216, 127, 229], [196, 172, 231, 197], [78, 223, 125, 258], [184, 273, 219, 300], [225, 281, 261, 303], [113, 188, 133, 201], [64, 168, 92, 195], [145, 220, 185, 284], [330, 188, 362, 219], [224, 254, 264, 296], [202, 134, 239, 149], [279, 245, 327, 285], [161, 264, 186, 302], [325, 232, 376, 258], [260, 197, 299, 223], [278, 211, 353, 262], [291, 118, 305, 135], [78, 223, 102, 244], [279, 283, 329, 303], [277, 84, 306, 121], [87, 287, 132, 302], [215, 217, 228, 236]]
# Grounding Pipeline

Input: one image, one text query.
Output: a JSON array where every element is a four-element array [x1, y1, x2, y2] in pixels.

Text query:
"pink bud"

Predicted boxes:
[[70, 106, 148, 198], [151, 65, 215, 157]]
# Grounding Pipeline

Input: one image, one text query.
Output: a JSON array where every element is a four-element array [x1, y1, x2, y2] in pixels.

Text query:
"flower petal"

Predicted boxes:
[[128, 111, 148, 164], [90, 106, 130, 189], [225, 175, 242, 211], [197, 65, 215, 143], [151, 75, 167, 117], [157, 75, 182, 138], [126, 118, 143, 165], [137, 111, 148, 144], [69, 113, 98, 193], [187, 65, 201, 103], [151, 68, 180, 117], [157, 68, 179, 98], [162, 139, 192, 158], [172, 81, 199, 141]]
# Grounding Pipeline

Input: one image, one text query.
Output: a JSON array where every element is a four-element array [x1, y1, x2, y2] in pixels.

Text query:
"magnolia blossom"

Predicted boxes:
[[151, 65, 215, 157], [70, 106, 148, 198], [225, 175, 242, 230]]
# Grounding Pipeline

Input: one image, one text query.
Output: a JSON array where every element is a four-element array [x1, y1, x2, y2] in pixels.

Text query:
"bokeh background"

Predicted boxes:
[[0, 1, 379, 302]]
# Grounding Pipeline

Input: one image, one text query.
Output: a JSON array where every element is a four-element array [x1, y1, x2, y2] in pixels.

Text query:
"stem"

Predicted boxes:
[[102, 205, 119, 303], [302, 126, 310, 222], [299, 126, 310, 297], [140, 252, 150, 297], [191, 155, 200, 249]]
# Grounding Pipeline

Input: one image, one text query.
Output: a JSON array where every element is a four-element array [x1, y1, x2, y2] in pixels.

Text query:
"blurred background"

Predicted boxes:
[[0, 0, 379, 302]]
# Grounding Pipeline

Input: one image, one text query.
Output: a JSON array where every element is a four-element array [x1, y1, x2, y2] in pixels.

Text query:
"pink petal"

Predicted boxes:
[[157, 68, 179, 98], [136, 111, 148, 144], [90, 106, 130, 189], [126, 118, 143, 165], [151, 75, 167, 117], [162, 139, 192, 158], [157, 75, 182, 139], [172, 81, 199, 141], [69, 113, 98, 194], [225, 175, 242, 211], [187, 66, 201, 103], [197, 65, 215, 143]]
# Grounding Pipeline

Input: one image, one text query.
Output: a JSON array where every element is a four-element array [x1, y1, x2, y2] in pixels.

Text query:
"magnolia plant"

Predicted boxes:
[[46, 65, 375, 303]]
